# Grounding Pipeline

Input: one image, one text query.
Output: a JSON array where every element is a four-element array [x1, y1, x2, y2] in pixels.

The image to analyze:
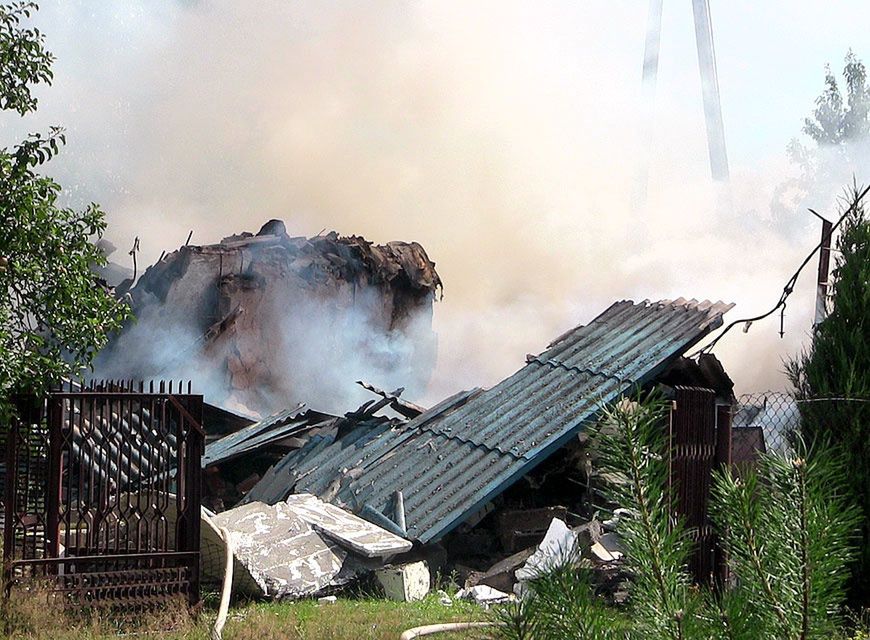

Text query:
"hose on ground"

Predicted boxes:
[[399, 621, 499, 639], [210, 526, 234, 640]]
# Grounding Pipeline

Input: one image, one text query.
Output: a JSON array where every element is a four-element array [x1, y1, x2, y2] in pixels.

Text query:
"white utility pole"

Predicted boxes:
[[638, 0, 730, 200]]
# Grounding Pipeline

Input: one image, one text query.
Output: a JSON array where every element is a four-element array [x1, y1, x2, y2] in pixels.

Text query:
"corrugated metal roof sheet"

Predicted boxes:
[[255, 298, 733, 543], [202, 406, 335, 468]]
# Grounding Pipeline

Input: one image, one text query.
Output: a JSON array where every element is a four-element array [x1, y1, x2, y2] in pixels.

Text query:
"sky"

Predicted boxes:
[[2, 1, 869, 404]]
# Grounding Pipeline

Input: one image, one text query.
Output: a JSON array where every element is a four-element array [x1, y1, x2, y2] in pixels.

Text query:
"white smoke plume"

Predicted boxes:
[[95, 274, 437, 417], [2, 2, 869, 408]]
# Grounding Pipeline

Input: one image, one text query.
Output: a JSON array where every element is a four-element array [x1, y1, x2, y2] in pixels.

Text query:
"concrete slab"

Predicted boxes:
[[285, 493, 412, 558], [211, 501, 347, 598]]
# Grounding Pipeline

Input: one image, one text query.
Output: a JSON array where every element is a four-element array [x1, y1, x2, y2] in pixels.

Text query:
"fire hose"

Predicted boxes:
[[398, 622, 499, 639], [211, 526, 234, 640]]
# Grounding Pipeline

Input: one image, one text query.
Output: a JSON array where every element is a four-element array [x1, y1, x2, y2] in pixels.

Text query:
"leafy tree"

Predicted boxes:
[[773, 52, 870, 236], [801, 51, 870, 146], [788, 185, 870, 605], [0, 1, 128, 419]]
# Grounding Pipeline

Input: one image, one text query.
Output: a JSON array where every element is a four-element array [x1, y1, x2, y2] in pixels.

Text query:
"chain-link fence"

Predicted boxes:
[[732, 392, 869, 473], [734, 392, 798, 460]]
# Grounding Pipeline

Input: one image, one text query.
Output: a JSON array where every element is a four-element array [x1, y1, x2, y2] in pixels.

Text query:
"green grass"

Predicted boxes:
[[2, 587, 868, 640], [0, 593, 491, 640], [218, 595, 489, 640]]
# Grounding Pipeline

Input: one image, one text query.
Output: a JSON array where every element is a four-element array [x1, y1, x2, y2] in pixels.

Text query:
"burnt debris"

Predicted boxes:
[[95, 220, 442, 417]]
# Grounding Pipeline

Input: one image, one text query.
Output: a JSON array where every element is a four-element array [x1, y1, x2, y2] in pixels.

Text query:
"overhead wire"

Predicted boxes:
[[691, 183, 870, 357]]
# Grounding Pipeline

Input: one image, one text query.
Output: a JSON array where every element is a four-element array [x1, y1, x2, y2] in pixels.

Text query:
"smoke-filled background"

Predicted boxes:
[[2, 1, 869, 406]]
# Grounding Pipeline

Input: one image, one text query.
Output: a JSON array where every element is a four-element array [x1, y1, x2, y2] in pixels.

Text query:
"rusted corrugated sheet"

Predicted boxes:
[[255, 298, 733, 544], [671, 386, 717, 583]]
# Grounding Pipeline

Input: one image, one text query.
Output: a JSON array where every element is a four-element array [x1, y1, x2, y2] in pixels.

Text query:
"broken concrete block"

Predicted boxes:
[[375, 561, 430, 602], [285, 493, 412, 558], [478, 546, 537, 593], [211, 501, 347, 599]]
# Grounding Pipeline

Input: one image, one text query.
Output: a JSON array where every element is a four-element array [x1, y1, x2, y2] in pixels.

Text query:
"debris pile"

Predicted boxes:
[[201, 382, 407, 513], [201, 493, 412, 599], [195, 298, 735, 604], [96, 220, 442, 416], [234, 299, 732, 543], [6, 290, 739, 611]]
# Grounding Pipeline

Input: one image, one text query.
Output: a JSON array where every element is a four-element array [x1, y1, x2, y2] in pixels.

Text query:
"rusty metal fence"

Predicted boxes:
[[2, 381, 203, 610], [669, 387, 731, 585]]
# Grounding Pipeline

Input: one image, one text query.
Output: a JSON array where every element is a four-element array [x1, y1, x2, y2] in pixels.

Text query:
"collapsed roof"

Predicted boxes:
[[242, 298, 734, 544]]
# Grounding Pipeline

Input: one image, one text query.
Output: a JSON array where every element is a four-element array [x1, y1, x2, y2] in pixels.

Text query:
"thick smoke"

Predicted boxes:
[[4, 2, 870, 407], [95, 278, 436, 417]]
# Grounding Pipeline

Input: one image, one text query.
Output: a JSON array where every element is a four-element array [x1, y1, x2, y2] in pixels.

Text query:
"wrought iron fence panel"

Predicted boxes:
[[2, 381, 203, 611]]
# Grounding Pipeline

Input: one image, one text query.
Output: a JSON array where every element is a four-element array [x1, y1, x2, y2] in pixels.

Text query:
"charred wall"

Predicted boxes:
[[96, 220, 442, 416]]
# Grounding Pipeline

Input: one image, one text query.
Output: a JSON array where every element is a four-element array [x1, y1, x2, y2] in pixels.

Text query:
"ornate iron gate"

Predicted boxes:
[[3, 381, 203, 609]]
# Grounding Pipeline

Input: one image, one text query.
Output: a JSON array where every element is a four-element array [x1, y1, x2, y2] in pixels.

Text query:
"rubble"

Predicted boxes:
[[375, 561, 431, 602], [203, 388, 406, 511], [514, 518, 578, 583], [256, 299, 734, 552], [284, 493, 412, 558], [210, 501, 347, 599], [202, 495, 413, 599], [475, 547, 536, 592], [202, 406, 334, 468], [455, 584, 514, 605], [355, 380, 425, 418], [191, 297, 736, 603], [26, 254, 746, 615]]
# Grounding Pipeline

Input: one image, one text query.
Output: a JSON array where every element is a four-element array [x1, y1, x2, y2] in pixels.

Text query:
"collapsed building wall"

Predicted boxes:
[[95, 220, 442, 416]]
